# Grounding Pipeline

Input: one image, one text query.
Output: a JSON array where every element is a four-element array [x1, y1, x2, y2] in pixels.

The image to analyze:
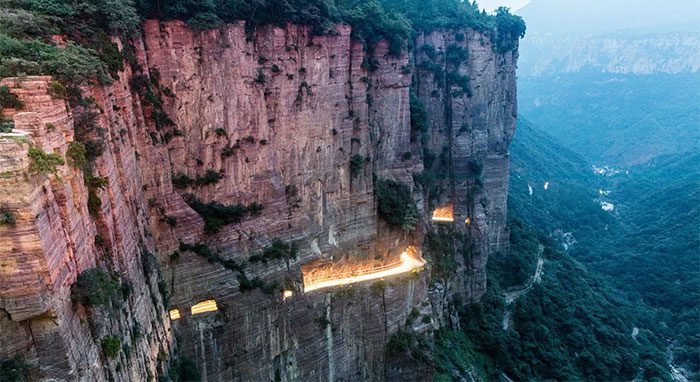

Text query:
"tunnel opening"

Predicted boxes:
[[431, 204, 454, 222], [191, 299, 218, 315], [301, 246, 424, 293]]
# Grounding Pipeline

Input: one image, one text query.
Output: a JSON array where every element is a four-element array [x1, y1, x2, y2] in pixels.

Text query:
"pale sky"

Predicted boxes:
[[478, 0, 531, 12]]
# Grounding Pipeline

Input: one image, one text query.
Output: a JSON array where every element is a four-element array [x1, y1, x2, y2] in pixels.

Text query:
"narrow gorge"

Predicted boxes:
[[0, 8, 522, 381]]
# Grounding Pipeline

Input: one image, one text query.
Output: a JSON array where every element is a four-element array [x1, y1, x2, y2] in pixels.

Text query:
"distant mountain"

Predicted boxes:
[[518, 31, 700, 76], [515, 0, 700, 166]]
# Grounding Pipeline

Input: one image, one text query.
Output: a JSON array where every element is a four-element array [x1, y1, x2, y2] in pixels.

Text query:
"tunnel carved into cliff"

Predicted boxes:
[[301, 246, 425, 293]]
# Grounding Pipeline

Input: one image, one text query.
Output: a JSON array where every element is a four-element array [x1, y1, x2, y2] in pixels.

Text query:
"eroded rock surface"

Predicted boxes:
[[0, 19, 518, 381]]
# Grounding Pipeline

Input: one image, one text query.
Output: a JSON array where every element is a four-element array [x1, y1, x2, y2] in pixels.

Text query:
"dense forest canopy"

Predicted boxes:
[[0, 0, 524, 86], [507, 118, 700, 377]]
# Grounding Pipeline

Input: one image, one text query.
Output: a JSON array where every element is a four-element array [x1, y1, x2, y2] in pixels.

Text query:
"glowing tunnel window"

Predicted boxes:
[[169, 309, 181, 320], [431, 204, 454, 222], [283, 290, 293, 300], [191, 300, 218, 315], [302, 247, 425, 293]]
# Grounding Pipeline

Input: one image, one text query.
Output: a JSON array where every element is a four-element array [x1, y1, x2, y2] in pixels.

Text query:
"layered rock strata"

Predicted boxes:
[[0, 19, 517, 381], [0, 77, 172, 381]]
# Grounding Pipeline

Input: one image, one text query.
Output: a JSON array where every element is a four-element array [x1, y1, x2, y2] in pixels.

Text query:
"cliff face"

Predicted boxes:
[[415, 29, 517, 322], [0, 19, 517, 381], [0, 77, 172, 381]]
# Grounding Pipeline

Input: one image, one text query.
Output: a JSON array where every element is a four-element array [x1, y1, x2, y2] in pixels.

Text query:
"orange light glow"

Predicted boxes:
[[465, 217, 471, 225], [283, 290, 293, 300], [432, 204, 454, 222], [169, 309, 181, 320], [191, 299, 218, 315], [303, 248, 425, 293]]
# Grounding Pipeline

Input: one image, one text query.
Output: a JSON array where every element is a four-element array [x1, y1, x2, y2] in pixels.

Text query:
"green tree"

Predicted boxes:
[[28, 147, 65, 174], [375, 178, 418, 230], [71, 268, 121, 307]]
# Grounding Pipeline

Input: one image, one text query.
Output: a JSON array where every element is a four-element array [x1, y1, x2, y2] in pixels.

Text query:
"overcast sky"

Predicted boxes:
[[478, 0, 531, 12]]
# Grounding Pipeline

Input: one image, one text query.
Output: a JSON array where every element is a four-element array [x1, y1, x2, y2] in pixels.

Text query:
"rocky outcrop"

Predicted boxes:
[[0, 77, 172, 381], [0, 19, 518, 381], [414, 28, 517, 317]]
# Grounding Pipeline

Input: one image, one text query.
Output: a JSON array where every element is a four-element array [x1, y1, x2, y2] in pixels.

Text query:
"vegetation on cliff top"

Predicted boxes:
[[0, 0, 523, 88], [139, 0, 524, 54], [0, 0, 138, 85]]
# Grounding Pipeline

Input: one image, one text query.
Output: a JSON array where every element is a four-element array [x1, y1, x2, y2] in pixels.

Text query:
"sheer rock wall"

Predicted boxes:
[[0, 20, 517, 381]]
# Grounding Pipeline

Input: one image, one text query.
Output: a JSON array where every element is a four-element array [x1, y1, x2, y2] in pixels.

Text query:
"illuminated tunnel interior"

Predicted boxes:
[[302, 246, 425, 293], [432, 204, 454, 222]]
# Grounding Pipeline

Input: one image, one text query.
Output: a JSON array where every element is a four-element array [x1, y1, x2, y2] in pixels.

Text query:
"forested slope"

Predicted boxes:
[[518, 72, 700, 166], [510, 120, 699, 377]]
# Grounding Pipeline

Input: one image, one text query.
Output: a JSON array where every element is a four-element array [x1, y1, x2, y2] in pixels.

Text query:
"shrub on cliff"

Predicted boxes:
[[249, 239, 298, 263], [182, 193, 263, 234], [375, 178, 418, 231], [385, 329, 430, 362], [100, 336, 121, 358], [172, 169, 223, 189], [0, 204, 16, 227], [66, 142, 87, 169], [85, 175, 108, 217], [172, 357, 201, 382], [409, 90, 428, 143], [0, 85, 22, 110], [27, 147, 64, 174], [71, 268, 120, 307], [349, 154, 365, 176], [0, 118, 13, 133], [423, 227, 474, 280], [87, 187, 102, 216], [0, 356, 28, 382]]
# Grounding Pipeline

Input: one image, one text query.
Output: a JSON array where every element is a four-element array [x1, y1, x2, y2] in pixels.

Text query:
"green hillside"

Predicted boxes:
[[508, 117, 619, 247], [509, 119, 699, 377], [518, 72, 700, 166], [434, 212, 670, 381]]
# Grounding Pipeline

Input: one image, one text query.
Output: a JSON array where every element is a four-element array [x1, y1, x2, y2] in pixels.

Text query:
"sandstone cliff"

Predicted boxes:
[[0, 77, 172, 381], [0, 19, 518, 381]]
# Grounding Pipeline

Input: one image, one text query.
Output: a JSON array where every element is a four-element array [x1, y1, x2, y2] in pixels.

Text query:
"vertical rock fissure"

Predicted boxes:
[[325, 294, 334, 382]]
